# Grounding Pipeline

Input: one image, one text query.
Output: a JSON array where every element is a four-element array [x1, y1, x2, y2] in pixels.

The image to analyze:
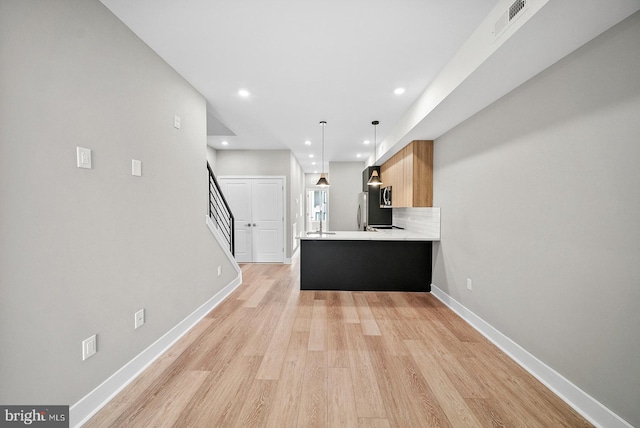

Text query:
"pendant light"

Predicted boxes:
[[367, 120, 383, 186], [316, 121, 330, 187]]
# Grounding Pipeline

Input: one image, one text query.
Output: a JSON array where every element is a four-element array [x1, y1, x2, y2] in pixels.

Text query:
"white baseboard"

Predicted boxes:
[[284, 244, 301, 265], [70, 273, 242, 428], [430, 284, 633, 428]]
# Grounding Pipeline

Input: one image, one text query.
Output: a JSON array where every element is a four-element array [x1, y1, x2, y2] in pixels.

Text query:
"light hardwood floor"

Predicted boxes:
[[85, 261, 591, 427]]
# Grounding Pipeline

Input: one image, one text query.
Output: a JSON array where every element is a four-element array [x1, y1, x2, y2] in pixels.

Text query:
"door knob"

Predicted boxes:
[[252, 223, 257, 227], [246, 223, 252, 227]]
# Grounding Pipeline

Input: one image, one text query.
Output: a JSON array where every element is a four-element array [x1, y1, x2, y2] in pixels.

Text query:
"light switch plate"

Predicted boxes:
[[82, 334, 97, 360], [132, 159, 142, 177], [77, 147, 92, 169], [135, 309, 145, 329]]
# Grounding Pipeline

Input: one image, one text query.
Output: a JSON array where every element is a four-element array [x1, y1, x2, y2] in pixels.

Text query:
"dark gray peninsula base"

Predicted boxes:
[[300, 239, 432, 292]]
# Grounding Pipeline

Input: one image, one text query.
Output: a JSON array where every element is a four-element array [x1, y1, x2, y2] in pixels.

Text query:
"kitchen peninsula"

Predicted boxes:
[[298, 229, 439, 291]]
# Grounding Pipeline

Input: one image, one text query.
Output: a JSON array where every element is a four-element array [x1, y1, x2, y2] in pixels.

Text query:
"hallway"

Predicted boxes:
[[85, 262, 590, 427]]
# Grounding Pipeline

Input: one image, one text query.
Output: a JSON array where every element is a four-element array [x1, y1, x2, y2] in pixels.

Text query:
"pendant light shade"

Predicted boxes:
[[316, 173, 330, 187], [316, 121, 330, 187], [367, 120, 383, 186], [367, 169, 382, 186]]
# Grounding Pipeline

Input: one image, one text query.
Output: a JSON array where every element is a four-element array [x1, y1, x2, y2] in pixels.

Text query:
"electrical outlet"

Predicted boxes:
[[174, 115, 181, 130], [467, 278, 473, 291], [135, 309, 145, 329], [217, 266, 222, 277], [82, 335, 97, 361]]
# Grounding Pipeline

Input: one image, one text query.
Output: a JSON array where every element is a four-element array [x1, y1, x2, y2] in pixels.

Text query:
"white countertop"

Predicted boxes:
[[297, 229, 439, 242]]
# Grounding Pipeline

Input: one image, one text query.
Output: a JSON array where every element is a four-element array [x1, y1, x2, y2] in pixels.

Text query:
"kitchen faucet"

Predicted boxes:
[[307, 206, 334, 235]]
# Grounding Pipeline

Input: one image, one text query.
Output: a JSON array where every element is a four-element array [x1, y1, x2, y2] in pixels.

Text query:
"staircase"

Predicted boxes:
[[207, 162, 234, 256]]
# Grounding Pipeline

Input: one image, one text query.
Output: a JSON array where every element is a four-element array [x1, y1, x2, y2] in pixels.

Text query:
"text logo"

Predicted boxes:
[[1, 406, 68, 427]]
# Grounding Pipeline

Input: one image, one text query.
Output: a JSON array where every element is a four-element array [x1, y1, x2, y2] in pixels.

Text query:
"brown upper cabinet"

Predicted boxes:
[[379, 140, 433, 207]]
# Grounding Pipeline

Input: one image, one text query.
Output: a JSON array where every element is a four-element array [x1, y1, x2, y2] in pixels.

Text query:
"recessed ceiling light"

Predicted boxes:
[[238, 89, 250, 97], [221, 141, 229, 146], [311, 161, 316, 165], [305, 140, 312, 146], [313, 170, 318, 174], [363, 140, 370, 145], [309, 154, 314, 158], [356, 153, 362, 158], [394, 87, 405, 95]]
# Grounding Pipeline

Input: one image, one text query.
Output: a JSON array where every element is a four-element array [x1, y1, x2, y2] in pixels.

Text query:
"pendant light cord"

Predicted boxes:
[[374, 124, 377, 160], [372, 120, 379, 162], [367, 120, 383, 186], [320, 121, 326, 174]]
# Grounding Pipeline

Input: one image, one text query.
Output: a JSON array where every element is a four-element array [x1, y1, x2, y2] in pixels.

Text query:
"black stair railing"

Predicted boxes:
[[207, 163, 234, 256]]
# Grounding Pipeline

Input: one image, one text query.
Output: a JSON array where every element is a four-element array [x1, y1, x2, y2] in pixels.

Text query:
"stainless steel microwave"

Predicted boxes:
[[380, 186, 392, 208]]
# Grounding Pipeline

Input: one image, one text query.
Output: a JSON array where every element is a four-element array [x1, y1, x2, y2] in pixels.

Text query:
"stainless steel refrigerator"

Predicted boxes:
[[357, 167, 392, 230]]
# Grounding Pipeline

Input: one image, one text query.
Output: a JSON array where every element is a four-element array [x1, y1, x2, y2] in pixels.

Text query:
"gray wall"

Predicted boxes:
[[206, 145, 217, 170], [289, 152, 305, 254], [214, 150, 306, 259], [0, 0, 235, 406], [432, 12, 640, 426], [215, 150, 290, 177], [305, 173, 324, 187], [328, 162, 365, 231]]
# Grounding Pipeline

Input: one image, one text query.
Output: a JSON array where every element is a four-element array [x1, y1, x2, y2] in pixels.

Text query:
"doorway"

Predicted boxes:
[[305, 189, 327, 233], [218, 177, 284, 263]]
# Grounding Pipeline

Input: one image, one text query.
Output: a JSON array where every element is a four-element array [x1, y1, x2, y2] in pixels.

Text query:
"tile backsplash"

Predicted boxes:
[[392, 207, 441, 239]]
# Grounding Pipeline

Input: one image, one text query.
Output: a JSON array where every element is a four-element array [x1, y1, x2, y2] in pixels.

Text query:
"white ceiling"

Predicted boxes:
[[99, 0, 640, 172]]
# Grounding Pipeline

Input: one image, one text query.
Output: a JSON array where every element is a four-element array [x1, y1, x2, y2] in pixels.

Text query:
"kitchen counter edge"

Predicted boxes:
[[296, 230, 440, 242]]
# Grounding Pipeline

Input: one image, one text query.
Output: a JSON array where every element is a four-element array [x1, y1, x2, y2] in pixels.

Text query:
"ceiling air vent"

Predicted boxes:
[[494, 0, 529, 39], [509, 0, 527, 20]]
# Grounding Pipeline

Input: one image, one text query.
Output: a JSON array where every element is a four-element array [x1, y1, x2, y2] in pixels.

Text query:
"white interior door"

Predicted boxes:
[[219, 179, 252, 263], [252, 179, 284, 262], [219, 177, 284, 263]]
